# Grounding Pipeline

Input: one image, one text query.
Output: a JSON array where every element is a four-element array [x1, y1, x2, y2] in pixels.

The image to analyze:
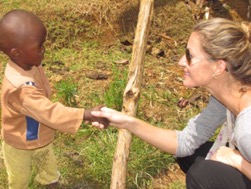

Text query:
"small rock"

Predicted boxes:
[[86, 71, 109, 80]]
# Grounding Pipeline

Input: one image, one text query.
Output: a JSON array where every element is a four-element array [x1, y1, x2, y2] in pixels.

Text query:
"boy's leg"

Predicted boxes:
[[2, 141, 32, 189], [33, 143, 60, 185]]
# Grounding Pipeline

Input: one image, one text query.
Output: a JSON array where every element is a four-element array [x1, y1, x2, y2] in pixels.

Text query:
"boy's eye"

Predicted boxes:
[[38, 42, 45, 48], [38, 45, 43, 49]]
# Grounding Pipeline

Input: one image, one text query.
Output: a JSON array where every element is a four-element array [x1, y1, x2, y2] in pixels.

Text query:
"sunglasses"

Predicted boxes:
[[185, 48, 205, 66]]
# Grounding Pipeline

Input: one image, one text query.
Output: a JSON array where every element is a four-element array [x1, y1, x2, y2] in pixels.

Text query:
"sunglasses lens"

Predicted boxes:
[[185, 49, 191, 65]]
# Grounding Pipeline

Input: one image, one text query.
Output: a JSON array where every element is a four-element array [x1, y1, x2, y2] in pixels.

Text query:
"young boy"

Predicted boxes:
[[0, 9, 109, 189]]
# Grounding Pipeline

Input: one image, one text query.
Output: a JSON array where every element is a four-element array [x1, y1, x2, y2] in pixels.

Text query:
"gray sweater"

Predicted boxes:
[[176, 96, 251, 162]]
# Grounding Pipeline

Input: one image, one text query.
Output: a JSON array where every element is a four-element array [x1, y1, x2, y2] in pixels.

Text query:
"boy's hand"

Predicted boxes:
[[84, 105, 109, 128], [91, 107, 133, 129]]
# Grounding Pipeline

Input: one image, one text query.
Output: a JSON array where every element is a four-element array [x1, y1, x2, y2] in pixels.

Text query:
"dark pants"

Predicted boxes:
[[176, 142, 251, 189]]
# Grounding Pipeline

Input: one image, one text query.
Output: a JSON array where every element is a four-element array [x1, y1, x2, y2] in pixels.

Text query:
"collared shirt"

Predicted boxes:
[[1, 61, 85, 150]]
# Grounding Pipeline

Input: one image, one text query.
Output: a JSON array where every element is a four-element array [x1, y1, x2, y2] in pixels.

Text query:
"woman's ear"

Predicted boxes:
[[10, 48, 21, 61], [213, 59, 227, 76]]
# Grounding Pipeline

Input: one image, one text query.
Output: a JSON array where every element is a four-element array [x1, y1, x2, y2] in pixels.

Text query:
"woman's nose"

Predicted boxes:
[[178, 55, 187, 67]]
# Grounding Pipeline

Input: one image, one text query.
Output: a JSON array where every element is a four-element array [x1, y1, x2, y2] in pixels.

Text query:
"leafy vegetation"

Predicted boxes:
[[103, 65, 128, 110], [55, 79, 79, 107]]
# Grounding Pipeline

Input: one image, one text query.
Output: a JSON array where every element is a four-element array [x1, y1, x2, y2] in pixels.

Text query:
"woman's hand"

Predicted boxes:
[[84, 105, 109, 128], [91, 107, 178, 154], [210, 146, 241, 168], [91, 107, 133, 129], [211, 146, 251, 180]]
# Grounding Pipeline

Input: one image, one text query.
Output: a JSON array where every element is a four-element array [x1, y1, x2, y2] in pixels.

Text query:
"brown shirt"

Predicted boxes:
[[1, 61, 85, 150]]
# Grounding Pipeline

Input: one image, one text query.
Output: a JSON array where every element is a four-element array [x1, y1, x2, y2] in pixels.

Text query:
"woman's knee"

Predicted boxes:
[[186, 159, 207, 189], [185, 159, 251, 189]]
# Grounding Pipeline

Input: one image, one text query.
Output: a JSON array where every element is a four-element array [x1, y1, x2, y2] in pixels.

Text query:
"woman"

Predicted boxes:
[[92, 18, 251, 189]]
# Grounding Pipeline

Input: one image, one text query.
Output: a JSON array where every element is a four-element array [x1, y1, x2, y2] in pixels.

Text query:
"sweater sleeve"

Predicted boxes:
[[8, 85, 85, 134], [176, 96, 226, 157], [234, 107, 251, 162]]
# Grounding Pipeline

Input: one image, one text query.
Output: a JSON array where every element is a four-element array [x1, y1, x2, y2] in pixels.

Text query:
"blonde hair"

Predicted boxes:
[[194, 18, 251, 85]]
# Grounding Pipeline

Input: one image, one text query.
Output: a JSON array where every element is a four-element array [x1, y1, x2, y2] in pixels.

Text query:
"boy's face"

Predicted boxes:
[[14, 24, 47, 71]]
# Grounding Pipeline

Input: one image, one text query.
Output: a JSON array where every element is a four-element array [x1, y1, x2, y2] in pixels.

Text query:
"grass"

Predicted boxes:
[[0, 0, 211, 188], [54, 79, 79, 107], [103, 64, 128, 110]]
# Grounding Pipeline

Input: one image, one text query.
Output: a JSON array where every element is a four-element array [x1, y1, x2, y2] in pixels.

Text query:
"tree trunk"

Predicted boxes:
[[110, 0, 154, 188]]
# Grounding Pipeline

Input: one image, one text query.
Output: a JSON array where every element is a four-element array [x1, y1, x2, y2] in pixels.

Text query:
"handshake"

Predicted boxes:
[[83, 105, 130, 130], [84, 105, 110, 128]]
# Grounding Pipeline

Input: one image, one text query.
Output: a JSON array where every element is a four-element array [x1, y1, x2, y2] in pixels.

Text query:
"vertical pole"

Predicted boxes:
[[110, 0, 154, 188]]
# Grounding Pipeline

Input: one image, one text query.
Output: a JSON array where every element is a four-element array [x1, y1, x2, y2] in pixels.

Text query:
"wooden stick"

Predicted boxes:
[[110, 0, 154, 188]]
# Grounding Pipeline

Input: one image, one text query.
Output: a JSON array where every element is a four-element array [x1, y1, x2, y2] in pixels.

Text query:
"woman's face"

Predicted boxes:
[[178, 32, 216, 88]]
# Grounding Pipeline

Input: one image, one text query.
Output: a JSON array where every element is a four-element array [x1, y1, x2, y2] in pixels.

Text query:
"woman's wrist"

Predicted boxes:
[[231, 150, 244, 170]]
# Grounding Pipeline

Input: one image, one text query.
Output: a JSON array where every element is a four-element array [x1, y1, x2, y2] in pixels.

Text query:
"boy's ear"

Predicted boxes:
[[10, 48, 21, 61]]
